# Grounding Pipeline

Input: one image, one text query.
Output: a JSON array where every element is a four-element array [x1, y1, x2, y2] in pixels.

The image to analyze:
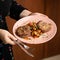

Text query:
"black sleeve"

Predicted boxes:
[[9, 1, 26, 20], [0, 16, 8, 30]]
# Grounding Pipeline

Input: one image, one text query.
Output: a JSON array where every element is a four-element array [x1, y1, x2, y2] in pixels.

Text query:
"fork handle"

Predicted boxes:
[[15, 40, 30, 49], [14, 40, 34, 57]]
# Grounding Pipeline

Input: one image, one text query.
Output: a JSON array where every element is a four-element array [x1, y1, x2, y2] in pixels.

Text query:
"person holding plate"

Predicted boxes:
[[0, 0, 34, 60]]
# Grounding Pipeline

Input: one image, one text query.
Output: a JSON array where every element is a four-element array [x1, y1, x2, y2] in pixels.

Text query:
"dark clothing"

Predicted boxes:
[[0, 0, 26, 60], [0, 0, 25, 29], [0, 44, 13, 60]]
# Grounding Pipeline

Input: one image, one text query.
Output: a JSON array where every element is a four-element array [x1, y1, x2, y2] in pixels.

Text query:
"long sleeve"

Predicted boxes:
[[9, 1, 26, 20], [0, 15, 8, 30], [0, 0, 13, 30]]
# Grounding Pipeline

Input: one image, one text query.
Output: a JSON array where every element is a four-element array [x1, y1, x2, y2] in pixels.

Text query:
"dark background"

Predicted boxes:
[[6, 0, 60, 60]]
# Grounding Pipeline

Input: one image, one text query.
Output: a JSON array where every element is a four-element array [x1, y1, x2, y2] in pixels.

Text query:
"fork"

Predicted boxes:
[[14, 40, 34, 57]]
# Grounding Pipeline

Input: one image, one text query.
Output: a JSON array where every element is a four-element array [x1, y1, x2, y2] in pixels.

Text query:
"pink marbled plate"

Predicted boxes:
[[13, 13, 57, 44]]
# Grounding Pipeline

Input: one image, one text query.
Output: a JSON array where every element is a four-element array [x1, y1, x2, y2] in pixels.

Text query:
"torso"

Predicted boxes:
[[0, 0, 13, 17], [0, 1, 14, 60]]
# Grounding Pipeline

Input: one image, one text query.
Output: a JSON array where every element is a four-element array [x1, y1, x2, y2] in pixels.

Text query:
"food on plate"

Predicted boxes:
[[16, 25, 31, 38], [37, 21, 51, 32], [31, 30, 42, 38], [16, 21, 51, 40], [28, 22, 38, 30]]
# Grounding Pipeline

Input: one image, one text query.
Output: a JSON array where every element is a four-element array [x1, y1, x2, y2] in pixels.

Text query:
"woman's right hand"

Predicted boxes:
[[0, 29, 17, 45]]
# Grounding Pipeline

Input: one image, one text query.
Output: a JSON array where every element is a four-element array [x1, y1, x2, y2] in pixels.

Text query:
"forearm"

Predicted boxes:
[[10, 1, 26, 20], [10, 1, 32, 20]]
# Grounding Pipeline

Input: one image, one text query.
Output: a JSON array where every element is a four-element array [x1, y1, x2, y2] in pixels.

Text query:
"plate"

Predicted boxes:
[[13, 13, 57, 44]]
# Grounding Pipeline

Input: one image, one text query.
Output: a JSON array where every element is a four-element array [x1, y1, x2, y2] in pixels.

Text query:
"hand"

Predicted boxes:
[[28, 12, 41, 16], [20, 9, 32, 17], [20, 9, 41, 17], [0, 29, 17, 45]]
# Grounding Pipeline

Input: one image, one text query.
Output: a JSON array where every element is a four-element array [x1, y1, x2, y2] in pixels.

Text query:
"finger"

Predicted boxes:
[[9, 33, 17, 41], [5, 37, 15, 45]]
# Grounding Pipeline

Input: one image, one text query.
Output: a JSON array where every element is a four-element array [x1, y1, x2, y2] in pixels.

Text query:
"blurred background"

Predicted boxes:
[[6, 0, 60, 60]]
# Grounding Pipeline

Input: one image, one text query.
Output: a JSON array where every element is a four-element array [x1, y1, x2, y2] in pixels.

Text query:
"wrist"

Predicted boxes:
[[20, 9, 32, 18]]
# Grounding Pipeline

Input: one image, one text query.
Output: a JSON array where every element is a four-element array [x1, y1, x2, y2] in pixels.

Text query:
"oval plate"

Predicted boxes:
[[13, 13, 57, 44]]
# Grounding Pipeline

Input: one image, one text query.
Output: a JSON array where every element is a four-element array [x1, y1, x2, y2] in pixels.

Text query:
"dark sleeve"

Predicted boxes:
[[9, 1, 26, 20], [0, 16, 8, 30]]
